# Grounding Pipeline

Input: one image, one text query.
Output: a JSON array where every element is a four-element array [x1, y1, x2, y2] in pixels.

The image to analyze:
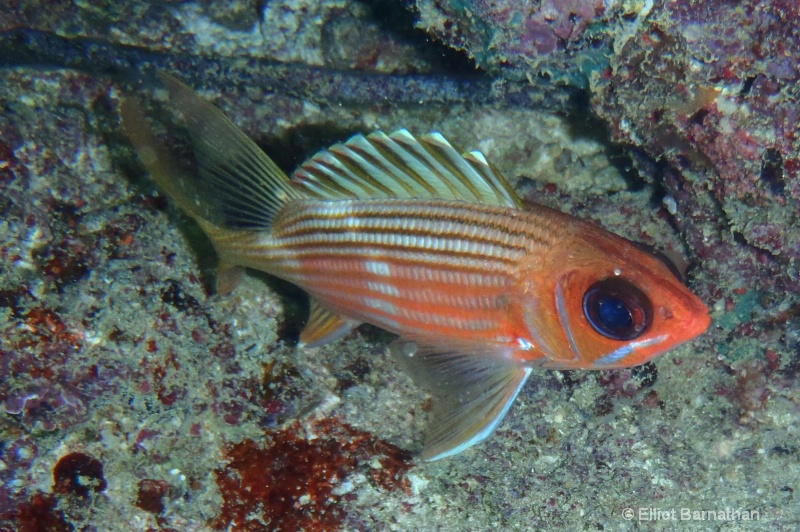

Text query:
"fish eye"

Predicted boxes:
[[582, 278, 652, 340]]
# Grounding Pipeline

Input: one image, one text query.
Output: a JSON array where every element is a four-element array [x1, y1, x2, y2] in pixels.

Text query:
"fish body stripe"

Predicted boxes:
[[215, 198, 561, 340], [273, 199, 544, 253]]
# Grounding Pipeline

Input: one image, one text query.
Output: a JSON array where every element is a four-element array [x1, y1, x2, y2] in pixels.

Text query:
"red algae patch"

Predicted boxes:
[[53, 452, 107, 499], [0, 493, 73, 532], [213, 418, 413, 531], [135, 479, 169, 515]]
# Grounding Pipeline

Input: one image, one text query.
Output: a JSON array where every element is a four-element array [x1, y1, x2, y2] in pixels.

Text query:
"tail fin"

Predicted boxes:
[[120, 73, 301, 232], [120, 96, 214, 223]]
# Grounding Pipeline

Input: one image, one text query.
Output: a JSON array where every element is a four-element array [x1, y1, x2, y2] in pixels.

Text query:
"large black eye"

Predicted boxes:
[[583, 278, 652, 340]]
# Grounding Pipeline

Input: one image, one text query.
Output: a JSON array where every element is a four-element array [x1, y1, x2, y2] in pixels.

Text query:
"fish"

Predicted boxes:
[[120, 74, 711, 461]]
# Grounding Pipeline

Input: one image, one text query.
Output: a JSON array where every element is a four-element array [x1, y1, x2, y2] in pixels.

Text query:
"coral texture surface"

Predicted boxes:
[[1, 0, 798, 529]]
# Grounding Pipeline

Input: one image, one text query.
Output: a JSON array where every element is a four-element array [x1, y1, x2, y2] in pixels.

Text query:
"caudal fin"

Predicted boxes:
[[120, 73, 301, 233], [120, 96, 214, 223]]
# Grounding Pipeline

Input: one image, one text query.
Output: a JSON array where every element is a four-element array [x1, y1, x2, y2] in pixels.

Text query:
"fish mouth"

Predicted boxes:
[[685, 306, 712, 339], [591, 334, 668, 367]]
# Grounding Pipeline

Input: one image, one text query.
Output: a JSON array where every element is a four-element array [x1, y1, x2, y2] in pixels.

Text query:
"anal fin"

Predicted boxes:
[[390, 339, 532, 461], [215, 261, 245, 295], [299, 299, 359, 349]]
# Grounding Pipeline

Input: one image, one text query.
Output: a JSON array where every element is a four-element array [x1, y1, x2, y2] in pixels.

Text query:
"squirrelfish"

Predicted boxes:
[[121, 75, 710, 460]]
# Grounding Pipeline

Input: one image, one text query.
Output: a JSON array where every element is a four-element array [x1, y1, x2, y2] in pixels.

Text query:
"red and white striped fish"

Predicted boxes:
[[122, 75, 710, 460]]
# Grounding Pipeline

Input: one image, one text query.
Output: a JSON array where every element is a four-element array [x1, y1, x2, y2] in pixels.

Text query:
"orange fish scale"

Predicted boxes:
[[216, 198, 559, 343]]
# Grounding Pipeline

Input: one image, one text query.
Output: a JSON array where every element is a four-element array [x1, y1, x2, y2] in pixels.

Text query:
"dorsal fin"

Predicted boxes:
[[292, 129, 521, 208]]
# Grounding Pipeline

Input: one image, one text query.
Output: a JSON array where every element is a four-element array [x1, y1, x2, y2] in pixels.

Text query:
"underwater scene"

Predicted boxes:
[[0, 1, 798, 530]]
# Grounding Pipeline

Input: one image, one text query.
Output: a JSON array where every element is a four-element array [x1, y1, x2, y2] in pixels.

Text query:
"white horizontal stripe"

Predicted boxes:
[[362, 297, 398, 315], [366, 281, 400, 297], [365, 260, 391, 276]]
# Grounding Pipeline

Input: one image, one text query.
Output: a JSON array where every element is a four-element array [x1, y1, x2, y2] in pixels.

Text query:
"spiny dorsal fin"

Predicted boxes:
[[157, 73, 302, 230], [292, 129, 521, 208]]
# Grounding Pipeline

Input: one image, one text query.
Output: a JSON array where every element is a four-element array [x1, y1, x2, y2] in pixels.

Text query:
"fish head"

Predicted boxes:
[[520, 222, 710, 370]]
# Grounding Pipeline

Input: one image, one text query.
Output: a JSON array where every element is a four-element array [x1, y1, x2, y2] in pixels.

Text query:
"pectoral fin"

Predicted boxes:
[[298, 299, 359, 348], [390, 339, 532, 461]]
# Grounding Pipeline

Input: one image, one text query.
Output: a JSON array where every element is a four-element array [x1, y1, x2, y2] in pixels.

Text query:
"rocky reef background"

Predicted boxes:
[[0, 0, 798, 529]]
